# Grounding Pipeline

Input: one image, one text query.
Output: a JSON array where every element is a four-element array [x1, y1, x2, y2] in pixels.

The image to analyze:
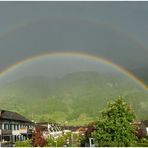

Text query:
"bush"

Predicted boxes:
[[134, 138, 148, 147], [46, 132, 71, 147], [46, 132, 81, 147], [46, 137, 56, 147], [15, 139, 32, 147]]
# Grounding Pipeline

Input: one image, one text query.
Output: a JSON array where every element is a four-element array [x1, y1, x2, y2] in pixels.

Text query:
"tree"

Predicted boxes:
[[93, 96, 137, 146], [32, 127, 47, 147], [46, 132, 72, 147]]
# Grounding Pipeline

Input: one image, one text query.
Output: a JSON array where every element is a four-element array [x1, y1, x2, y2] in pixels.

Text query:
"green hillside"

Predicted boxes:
[[0, 71, 147, 125]]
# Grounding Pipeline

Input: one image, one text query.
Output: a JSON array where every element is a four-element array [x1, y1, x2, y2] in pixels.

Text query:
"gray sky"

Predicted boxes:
[[0, 2, 148, 84]]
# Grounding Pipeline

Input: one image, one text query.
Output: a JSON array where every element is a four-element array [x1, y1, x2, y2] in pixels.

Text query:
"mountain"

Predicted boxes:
[[0, 71, 147, 125]]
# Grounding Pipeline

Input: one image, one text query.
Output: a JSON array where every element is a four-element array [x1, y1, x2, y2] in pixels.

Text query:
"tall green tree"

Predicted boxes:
[[93, 96, 137, 146]]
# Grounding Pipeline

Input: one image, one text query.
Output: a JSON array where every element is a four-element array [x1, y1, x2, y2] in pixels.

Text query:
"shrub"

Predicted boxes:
[[15, 139, 32, 147]]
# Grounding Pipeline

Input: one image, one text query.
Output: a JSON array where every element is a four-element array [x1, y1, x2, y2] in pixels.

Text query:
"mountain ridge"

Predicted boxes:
[[0, 71, 147, 125]]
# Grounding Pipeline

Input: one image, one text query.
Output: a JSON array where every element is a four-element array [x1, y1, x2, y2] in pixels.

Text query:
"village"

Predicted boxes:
[[0, 108, 148, 147], [0, 109, 94, 147]]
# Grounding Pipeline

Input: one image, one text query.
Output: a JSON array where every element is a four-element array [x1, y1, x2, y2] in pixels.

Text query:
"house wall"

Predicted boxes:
[[140, 123, 147, 137], [146, 127, 148, 136], [0, 119, 33, 145]]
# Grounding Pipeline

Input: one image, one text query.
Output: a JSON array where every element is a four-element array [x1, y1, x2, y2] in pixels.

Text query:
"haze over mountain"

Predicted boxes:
[[0, 55, 147, 125]]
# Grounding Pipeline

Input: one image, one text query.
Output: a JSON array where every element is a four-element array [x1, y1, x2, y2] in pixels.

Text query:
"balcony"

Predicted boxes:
[[1, 129, 12, 135], [19, 128, 33, 135]]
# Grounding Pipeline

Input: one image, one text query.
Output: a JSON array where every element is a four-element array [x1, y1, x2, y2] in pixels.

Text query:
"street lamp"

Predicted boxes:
[[54, 140, 57, 147], [66, 139, 69, 147], [71, 133, 73, 147]]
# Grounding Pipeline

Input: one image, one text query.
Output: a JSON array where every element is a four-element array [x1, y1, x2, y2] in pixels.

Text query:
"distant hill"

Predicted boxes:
[[0, 71, 147, 125]]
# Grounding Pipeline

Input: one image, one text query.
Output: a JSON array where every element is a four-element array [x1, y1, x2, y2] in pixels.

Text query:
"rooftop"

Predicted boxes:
[[142, 120, 148, 127], [0, 109, 32, 123]]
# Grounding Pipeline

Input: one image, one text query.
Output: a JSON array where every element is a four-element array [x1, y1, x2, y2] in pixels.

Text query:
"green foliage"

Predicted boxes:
[[72, 133, 82, 146], [93, 97, 137, 147], [46, 137, 56, 147], [136, 143, 148, 147], [38, 116, 55, 123], [46, 132, 82, 147], [0, 72, 147, 125], [134, 138, 148, 147], [46, 132, 71, 147], [15, 139, 32, 147]]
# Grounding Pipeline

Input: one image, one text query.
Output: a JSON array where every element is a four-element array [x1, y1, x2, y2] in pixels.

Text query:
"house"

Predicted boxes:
[[133, 120, 148, 138], [63, 125, 85, 132], [35, 122, 63, 139], [0, 109, 34, 146], [33, 122, 63, 146], [140, 120, 148, 137]]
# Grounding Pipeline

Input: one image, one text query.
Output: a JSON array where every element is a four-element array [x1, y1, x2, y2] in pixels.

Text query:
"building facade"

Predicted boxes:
[[140, 120, 148, 137], [0, 110, 34, 146], [33, 122, 63, 146], [35, 122, 63, 139]]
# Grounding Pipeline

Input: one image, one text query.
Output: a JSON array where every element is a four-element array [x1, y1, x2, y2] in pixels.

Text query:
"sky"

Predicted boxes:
[[0, 2, 148, 84]]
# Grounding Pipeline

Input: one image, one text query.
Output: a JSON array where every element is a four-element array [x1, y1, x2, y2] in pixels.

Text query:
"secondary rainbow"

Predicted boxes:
[[0, 16, 147, 52], [0, 51, 147, 90]]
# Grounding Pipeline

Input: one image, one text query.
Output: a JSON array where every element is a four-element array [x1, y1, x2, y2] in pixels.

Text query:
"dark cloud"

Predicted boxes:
[[0, 2, 147, 84]]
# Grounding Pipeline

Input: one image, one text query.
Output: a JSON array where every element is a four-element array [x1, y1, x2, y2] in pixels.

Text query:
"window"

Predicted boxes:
[[17, 124, 19, 130], [146, 127, 148, 136], [4, 124, 9, 130], [9, 124, 12, 130], [12, 124, 14, 130], [2, 123, 4, 130], [14, 124, 18, 130]]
